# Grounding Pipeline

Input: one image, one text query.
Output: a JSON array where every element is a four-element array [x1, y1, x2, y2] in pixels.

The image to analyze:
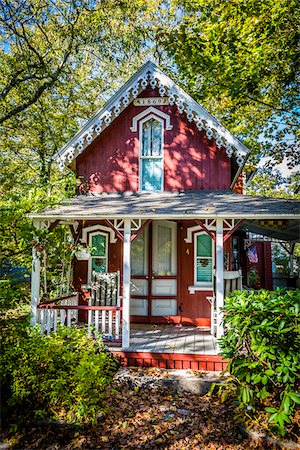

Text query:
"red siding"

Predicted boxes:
[[73, 220, 235, 327], [246, 242, 273, 289], [76, 88, 231, 192]]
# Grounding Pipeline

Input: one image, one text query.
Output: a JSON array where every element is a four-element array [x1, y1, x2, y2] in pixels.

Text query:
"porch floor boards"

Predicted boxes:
[[110, 324, 218, 355]]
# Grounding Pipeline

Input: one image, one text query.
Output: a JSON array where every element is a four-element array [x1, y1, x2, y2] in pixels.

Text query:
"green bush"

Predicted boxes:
[[219, 289, 300, 436], [1, 325, 120, 426], [0, 279, 30, 310]]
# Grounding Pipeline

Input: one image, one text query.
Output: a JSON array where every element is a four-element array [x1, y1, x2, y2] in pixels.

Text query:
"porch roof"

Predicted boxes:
[[30, 190, 300, 241]]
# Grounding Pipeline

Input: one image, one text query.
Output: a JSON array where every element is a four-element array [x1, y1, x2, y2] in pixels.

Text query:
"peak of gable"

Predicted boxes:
[[56, 61, 250, 172]]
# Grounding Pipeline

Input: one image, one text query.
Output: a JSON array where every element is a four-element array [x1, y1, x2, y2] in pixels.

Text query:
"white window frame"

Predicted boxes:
[[139, 113, 164, 192], [191, 232, 214, 292], [88, 231, 108, 283]]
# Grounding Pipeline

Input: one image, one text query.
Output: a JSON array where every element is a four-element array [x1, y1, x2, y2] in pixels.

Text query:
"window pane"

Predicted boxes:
[[92, 257, 107, 273], [141, 158, 163, 191], [151, 120, 162, 156], [156, 225, 172, 274], [131, 230, 146, 275], [196, 258, 213, 282], [92, 234, 106, 256], [142, 121, 151, 156], [197, 234, 212, 257], [142, 119, 162, 157]]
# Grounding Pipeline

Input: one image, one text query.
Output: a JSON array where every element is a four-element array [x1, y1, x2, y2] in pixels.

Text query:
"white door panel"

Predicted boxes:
[[152, 279, 177, 296], [152, 299, 177, 316], [130, 299, 148, 316], [130, 279, 148, 295]]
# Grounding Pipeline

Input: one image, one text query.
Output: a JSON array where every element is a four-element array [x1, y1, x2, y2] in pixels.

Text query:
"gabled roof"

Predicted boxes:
[[56, 61, 250, 172]]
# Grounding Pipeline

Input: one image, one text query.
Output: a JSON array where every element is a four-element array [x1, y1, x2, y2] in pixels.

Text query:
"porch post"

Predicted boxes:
[[30, 245, 41, 326], [122, 219, 131, 348], [216, 218, 224, 341]]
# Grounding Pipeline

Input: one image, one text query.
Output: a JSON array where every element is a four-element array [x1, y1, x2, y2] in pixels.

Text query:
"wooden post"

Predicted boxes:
[[122, 219, 131, 349], [30, 246, 41, 327], [216, 219, 224, 342], [289, 243, 295, 277]]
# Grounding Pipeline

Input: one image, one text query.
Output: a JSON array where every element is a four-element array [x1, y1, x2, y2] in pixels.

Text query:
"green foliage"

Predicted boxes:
[[247, 167, 300, 199], [158, 0, 300, 168], [1, 325, 120, 425], [0, 279, 30, 310], [0, 0, 166, 285], [219, 289, 300, 436]]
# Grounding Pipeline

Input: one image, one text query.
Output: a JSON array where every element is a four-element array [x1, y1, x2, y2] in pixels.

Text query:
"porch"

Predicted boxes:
[[110, 324, 226, 371], [29, 190, 300, 361]]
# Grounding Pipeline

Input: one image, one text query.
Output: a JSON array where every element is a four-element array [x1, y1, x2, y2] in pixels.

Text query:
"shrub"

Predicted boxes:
[[219, 289, 300, 436], [1, 325, 120, 426]]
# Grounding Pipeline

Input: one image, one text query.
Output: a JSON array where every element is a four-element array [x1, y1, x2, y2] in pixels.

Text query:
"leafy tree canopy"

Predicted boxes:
[[158, 0, 300, 168], [0, 0, 163, 268]]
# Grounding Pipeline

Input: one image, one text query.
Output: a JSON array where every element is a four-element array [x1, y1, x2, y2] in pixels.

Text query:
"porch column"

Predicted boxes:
[[30, 246, 41, 326], [216, 219, 224, 341], [122, 219, 131, 348]]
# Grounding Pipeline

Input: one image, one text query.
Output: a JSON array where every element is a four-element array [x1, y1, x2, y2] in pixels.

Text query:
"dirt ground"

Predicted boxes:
[[3, 381, 277, 450]]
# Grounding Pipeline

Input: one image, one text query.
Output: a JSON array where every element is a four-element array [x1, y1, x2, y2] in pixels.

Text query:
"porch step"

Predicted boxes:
[[111, 351, 228, 372], [114, 367, 225, 395]]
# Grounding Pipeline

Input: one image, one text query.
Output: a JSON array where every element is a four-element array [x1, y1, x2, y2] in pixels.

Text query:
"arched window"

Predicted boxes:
[[140, 117, 163, 191]]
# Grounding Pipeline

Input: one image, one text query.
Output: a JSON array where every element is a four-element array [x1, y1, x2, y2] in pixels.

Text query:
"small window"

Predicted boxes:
[[195, 233, 213, 286], [90, 233, 108, 275], [140, 117, 163, 192]]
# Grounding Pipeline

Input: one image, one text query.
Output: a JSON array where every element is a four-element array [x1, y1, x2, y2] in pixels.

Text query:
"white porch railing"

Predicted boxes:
[[37, 303, 122, 342], [207, 270, 243, 337]]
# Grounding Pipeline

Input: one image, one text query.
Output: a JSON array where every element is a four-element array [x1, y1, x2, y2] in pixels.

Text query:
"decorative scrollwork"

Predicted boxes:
[[86, 129, 93, 144], [225, 143, 233, 157], [131, 81, 139, 97], [66, 147, 75, 163], [114, 102, 121, 116], [194, 116, 204, 131], [140, 75, 148, 89], [58, 155, 66, 172], [104, 111, 112, 125], [236, 154, 244, 166], [122, 91, 130, 107], [158, 84, 166, 96], [177, 99, 185, 114], [186, 106, 194, 122], [206, 127, 213, 140], [95, 119, 102, 134], [77, 138, 85, 153], [216, 136, 223, 149], [149, 74, 156, 89], [168, 89, 176, 105]]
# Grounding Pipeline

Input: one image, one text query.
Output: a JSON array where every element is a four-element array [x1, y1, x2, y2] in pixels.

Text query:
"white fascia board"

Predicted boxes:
[[29, 213, 300, 221]]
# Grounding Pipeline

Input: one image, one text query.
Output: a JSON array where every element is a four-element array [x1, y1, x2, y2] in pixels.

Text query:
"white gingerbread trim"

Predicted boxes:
[[55, 61, 250, 172], [185, 220, 217, 243], [81, 224, 117, 244], [130, 106, 173, 132]]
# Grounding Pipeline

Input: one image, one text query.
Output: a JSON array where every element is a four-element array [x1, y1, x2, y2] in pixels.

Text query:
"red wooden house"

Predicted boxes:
[[30, 62, 300, 369]]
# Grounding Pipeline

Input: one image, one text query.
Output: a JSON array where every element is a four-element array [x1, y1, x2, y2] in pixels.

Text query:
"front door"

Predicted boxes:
[[130, 221, 177, 321]]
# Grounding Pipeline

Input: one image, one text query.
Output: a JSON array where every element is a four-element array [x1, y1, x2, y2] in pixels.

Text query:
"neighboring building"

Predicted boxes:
[[30, 62, 300, 356]]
